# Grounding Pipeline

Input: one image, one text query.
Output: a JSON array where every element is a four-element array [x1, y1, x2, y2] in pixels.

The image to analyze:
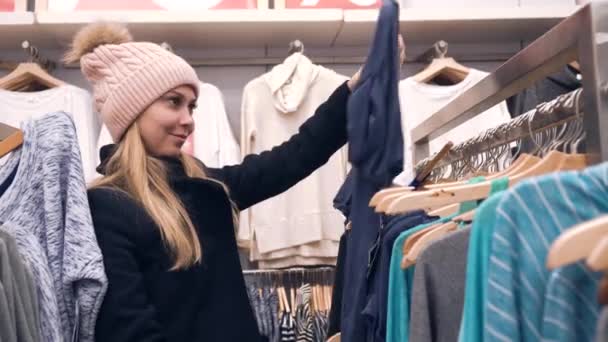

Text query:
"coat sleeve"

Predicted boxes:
[[88, 189, 168, 342], [208, 81, 351, 211]]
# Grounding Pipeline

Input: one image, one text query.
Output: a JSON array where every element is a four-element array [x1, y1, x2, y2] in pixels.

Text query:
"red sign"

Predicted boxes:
[[282, 0, 379, 9], [0, 0, 15, 11], [47, 0, 258, 10]]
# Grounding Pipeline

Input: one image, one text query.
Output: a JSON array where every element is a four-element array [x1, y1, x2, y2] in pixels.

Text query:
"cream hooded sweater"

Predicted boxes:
[[238, 53, 348, 264]]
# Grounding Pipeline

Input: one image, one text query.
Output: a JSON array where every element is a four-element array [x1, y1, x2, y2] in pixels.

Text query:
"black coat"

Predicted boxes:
[[87, 82, 350, 342]]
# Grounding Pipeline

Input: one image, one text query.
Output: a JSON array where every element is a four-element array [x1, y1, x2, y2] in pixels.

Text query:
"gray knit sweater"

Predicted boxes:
[[0, 112, 107, 342]]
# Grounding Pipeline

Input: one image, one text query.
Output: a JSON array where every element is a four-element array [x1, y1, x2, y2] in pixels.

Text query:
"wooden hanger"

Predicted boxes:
[[485, 154, 539, 180], [370, 186, 415, 207], [290, 287, 296, 313], [325, 284, 332, 312], [428, 203, 460, 218], [376, 192, 411, 212], [278, 285, 287, 313], [0, 62, 65, 91], [403, 221, 458, 266], [283, 286, 291, 313], [0, 122, 24, 158], [327, 333, 341, 342], [586, 235, 608, 271], [510, 151, 586, 182], [384, 151, 587, 215], [314, 284, 322, 313], [423, 154, 539, 217], [598, 275, 608, 306], [423, 152, 539, 188], [423, 152, 533, 191], [375, 151, 536, 215], [452, 209, 476, 223], [413, 56, 470, 84], [569, 60, 581, 73], [370, 142, 453, 207], [279, 287, 285, 313], [410, 141, 454, 187], [400, 224, 437, 268], [546, 215, 608, 269]]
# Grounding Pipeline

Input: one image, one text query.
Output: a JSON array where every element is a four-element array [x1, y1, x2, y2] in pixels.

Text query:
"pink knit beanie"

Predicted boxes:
[[65, 23, 200, 142]]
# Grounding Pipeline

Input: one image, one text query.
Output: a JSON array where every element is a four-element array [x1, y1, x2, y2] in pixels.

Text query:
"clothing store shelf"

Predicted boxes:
[[32, 10, 343, 49], [335, 6, 579, 46], [0, 7, 578, 51], [0, 12, 36, 49]]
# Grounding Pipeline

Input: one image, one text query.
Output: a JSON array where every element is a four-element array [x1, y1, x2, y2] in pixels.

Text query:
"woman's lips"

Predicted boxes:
[[171, 133, 188, 141]]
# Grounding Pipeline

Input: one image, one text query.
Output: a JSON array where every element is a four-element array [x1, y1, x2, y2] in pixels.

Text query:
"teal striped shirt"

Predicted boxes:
[[486, 164, 608, 341]]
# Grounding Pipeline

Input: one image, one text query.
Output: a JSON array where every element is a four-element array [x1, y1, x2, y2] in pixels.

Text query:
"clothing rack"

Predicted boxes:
[[410, 1, 608, 165], [243, 266, 334, 275], [244, 267, 335, 342], [415, 89, 584, 172], [53, 39, 511, 68], [243, 267, 335, 289]]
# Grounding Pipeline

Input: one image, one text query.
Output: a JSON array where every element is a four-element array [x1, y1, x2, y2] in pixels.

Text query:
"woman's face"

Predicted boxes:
[[137, 85, 198, 157]]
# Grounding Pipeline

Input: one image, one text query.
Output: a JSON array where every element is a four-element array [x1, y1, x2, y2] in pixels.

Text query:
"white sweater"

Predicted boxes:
[[397, 69, 512, 182], [238, 53, 348, 255], [0, 85, 101, 183]]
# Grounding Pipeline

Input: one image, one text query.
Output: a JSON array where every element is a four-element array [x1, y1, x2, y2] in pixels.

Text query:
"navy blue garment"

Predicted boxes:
[[375, 211, 438, 341], [333, 170, 355, 221], [327, 229, 350, 337], [340, 0, 403, 341], [361, 212, 431, 342]]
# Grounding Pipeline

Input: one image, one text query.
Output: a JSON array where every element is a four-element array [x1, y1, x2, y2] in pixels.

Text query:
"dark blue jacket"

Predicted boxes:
[[341, 0, 403, 341]]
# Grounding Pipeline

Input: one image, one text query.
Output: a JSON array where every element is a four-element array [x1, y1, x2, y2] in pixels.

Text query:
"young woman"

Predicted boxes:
[[65, 23, 363, 342]]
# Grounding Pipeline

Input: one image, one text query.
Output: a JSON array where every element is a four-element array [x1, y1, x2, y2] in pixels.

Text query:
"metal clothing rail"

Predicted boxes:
[[55, 54, 511, 68], [243, 266, 334, 276], [410, 1, 608, 165], [414, 89, 583, 172]]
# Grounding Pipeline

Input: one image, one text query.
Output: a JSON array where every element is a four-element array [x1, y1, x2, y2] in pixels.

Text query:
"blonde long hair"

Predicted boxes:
[[92, 123, 228, 270]]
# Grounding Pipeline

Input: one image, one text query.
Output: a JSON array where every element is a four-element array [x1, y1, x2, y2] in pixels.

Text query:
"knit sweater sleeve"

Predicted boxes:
[[208, 81, 350, 211], [87, 188, 168, 342]]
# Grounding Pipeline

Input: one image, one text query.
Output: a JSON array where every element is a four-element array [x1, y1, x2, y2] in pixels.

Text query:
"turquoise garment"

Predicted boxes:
[[459, 176, 486, 213], [458, 177, 509, 342], [386, 177, 487, 342], [541, 264, 601, 341], [486, 166, 607, 342], [385, 216, 453, 342]]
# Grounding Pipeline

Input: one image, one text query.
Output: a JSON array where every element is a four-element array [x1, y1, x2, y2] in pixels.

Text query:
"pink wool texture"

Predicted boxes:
[[80, 41, 200, 142]]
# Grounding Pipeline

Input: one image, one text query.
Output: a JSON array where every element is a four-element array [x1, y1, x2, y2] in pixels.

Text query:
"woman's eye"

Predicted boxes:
[[188, 103, 197, 113], [168, 97, 181, 107]]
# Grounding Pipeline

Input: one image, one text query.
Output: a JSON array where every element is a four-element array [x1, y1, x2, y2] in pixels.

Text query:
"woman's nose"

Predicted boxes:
[[180, 111, 195, 130]]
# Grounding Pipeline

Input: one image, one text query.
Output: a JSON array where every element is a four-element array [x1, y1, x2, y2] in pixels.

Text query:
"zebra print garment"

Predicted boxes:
[[296, 284, 314, 342], [280, 311, 296, 342]]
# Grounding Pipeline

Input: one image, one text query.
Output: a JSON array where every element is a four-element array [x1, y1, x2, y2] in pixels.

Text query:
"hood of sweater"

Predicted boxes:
[[263, 52, 321, 114]]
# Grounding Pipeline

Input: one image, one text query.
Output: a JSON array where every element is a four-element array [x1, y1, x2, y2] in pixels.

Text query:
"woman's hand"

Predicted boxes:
[[347, 34, 406, 91], [347, 67, 362, 91]]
